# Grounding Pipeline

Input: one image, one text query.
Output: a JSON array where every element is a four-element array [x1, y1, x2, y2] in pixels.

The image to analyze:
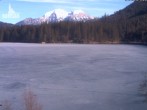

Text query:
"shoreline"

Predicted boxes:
[[0, 42, 147, 46]]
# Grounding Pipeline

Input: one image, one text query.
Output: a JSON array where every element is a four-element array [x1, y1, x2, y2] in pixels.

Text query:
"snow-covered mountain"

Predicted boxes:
[[16, 9, 94, 25], [65, 10, 94, 21], [16, 18, 42, 25]]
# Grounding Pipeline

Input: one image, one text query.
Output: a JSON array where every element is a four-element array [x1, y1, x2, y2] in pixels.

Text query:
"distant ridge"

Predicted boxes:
[[0, 21, 13, 28], [108, 1, 147, 20]]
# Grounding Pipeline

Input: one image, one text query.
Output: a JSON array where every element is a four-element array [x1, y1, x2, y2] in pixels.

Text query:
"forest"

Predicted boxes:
[[0, 2, 147, 44]]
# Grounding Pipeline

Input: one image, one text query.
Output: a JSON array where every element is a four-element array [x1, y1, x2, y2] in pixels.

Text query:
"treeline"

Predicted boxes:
[[0, 2, 147, 44], [0, 17, 146, 43], [0, 19, 120, 43]]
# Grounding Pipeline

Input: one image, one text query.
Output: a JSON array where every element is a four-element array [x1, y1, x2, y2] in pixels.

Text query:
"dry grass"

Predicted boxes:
[[1, 100, 12, 110], [139, 73, 147, 102], [0, 90, 42, 110], [23, 90, 42, 110]]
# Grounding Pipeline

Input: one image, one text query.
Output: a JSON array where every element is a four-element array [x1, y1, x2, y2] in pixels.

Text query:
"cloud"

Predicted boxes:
[[16, 0, 99, 3], [16, 0, 120, 5], [57, 5, 115, 14], [2, 4, 20, 19], [74, 7, 114, 12], [16, 0, 118, 2], [17, 0, 71, 3]]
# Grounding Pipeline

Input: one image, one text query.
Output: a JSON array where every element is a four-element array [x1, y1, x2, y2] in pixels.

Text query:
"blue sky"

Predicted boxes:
[[0, 0, 133, 24]]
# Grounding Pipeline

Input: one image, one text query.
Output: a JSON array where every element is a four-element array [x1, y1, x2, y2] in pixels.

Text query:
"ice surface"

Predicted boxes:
[[0, 43, 147, 110]]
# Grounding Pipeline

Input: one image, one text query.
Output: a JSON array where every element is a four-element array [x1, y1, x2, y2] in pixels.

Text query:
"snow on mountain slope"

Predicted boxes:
[[16, 9, 94, 25], [45, 9, 68, 20], [66, 10, 93, 21], [73, 10, 85, 14], [17, 18, 42, 25]]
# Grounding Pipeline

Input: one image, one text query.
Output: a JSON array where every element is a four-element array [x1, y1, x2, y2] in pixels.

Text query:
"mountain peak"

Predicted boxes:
[[44, 9, 68, 20], [16, 9, 94, 25], [73, 10, 85, 14]]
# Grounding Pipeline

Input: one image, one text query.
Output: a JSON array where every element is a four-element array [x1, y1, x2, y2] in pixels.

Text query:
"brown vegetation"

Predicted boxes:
[[23, 90, 42, 110], [1, 100, 12, 110], [0, 90, 42, 110]]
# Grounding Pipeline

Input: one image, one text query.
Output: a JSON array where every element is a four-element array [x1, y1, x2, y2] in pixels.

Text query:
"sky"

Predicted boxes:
[[0, 0, 133, 24]]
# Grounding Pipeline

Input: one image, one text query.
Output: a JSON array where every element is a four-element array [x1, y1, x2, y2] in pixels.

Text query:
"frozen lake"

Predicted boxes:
[[0, 43, 147, 110]]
